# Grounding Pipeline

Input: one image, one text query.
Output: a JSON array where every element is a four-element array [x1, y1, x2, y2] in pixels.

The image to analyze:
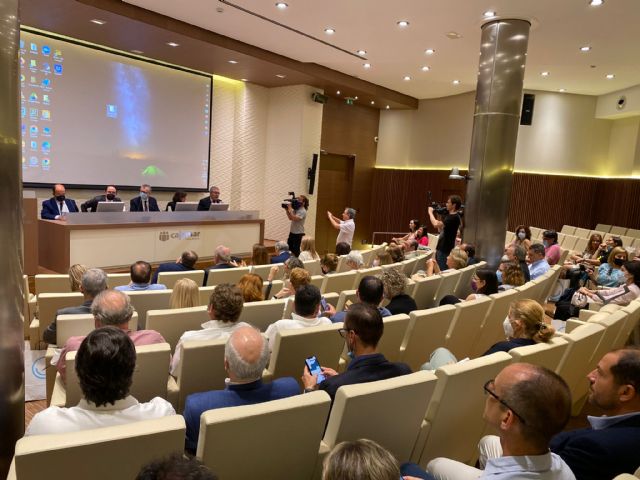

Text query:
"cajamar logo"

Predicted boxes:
[[159, 231, 170, 241], [159, 231, 200, 241]]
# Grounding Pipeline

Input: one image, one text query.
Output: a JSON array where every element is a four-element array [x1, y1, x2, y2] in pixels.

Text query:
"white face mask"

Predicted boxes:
[[503, 317, 514, 338], [517, 232, 526, 240]]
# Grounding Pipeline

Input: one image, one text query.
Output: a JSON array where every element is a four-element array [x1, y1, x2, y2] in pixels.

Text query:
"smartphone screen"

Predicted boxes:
[[305, 355, 325, 383], [320, 297, 329, 312]]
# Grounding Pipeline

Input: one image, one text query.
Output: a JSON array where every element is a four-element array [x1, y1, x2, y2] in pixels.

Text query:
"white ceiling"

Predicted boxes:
[[125, 0, 640, 100]]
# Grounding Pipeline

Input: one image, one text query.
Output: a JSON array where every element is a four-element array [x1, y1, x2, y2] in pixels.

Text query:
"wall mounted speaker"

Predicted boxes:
[[520, 93, 535, 125]]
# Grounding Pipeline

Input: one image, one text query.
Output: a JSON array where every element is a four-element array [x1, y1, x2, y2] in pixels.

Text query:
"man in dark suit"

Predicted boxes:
[[41, 184, 79, 220], [81, 185, 121, 212], [183, 326, 299, 453], [129, 184, 160, 212], [152, 250, 199, 284], [197, 186, 223, 211], [302, 303, 411, 400], [42, 268, 108, 345], [270, 241, 291, 264]]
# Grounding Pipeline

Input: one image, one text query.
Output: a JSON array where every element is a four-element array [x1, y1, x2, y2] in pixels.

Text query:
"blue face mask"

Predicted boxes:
[[543, 240, 549, 248], [347, 350, 356, 361], [496, 270, 503, 283], [139, 192, 148, 201]]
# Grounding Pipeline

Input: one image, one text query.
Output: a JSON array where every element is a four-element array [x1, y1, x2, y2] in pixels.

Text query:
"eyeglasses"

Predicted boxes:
[[338, 328, 356, 339], [483, 379, 527, 425]]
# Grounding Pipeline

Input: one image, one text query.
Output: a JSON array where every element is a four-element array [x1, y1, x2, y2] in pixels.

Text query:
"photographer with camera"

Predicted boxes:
[[282, 192, 309, 257], [428, 195, 462, 271]]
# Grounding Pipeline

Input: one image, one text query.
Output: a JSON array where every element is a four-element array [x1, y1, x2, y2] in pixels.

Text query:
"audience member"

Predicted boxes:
[[499, 262, 526, 291], [28, 327, 174, 435], [461, 243, 478, 265], [500, 244, 530, 283], [250, 243, 270, 266], [55, 289, 166, 381], [378, 268, 416, 315], [203, 245, 236, 285], [392, 219, 421, 244], [68, 263, 89, 292], [543, 230, 562, 265], [271, 241, 292, 264], [466, 268, 499, 301], [129, 184, 160, 212], [568, 233, 602, 267], [328, 207, 356, 247], [302, 303, 411, 400], [272, 267, 310, 300], [414, 226, 430, 248], [330, 276, 392, 323], [422, 247, 467, 277], [43, 268, 108, 345], [387, 244, 405, 263], [165, 191, 187, 211], [298, 236, 321, 262], [116, 261, 167, 292], [597, 235, 623, 265], [344, 250, 365, 270], [321, 253, 339, 274], [152, 250, 198, 284], [528, 243, 550, 280], [589, 246, 627, 287], [197, 186, 223, 211], [373, 249, 393, 267], [183, 326, 299, 453], [169, 278, 200, 309], [171, 284, 247, 375], [237, 273, 264, 303], [322, 439, 401, 480], [137, 453, 217, 480], [41, 183, 79, 220], [510, 224, 532, 251], [335, 242, 352, 256]]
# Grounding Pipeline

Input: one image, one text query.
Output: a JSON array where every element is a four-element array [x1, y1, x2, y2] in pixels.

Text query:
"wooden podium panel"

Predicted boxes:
[[38, 211, 264, 273]]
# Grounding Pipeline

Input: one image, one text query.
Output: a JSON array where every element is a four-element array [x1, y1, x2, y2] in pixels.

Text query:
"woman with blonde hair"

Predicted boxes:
[[169, 278, 200, 309], [421, 247, 468, 277], [68, 264, 89, 292], [298, 236, 320, 262], [590, 246, 628, 287], [499, 262, 526, 291], [274, 267, 310, 299], [250, 244, 270, 266], [237, 273, 264, 303]]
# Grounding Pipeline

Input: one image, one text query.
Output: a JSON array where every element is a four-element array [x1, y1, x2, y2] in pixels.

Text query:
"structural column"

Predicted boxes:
[[463, 19, 530, 267], [0, 0, 25, 475]]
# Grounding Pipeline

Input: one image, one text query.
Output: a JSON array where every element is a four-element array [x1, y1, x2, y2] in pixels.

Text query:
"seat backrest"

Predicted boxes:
[[445, 296, 493, 359], [411, 251, 434, 275], [452, 264, 476, 299], [157, 270, 205, 289], [470, 289, 519, 357], [376, 314, 411, 363], [509, 336, 569, 372], [433, 270, 461, 307], [626, 228, 640, 239], [574, 227, 590, 238], [146, 307, 209, 351], [106, 273, 132, 289], [57, 313, 138, 346], [610, 225, 627, 236], [198, 286, 215, 306], [238, 299, 287, 332], [324, 371, 437, 462], [336, 255, 349, 273], [197, 391, 331, 479], [619, 300, 640, 348], [402, 305, 456, 371], [573, 237, 588, 253], [176, 338, 227, 412], [35, 274, 71, 295], [12, 416, 185, 480], [303, 259, 322, 276], [595, 223, 612, 233], [427, 233, 439, 247], [353, 267, 382, 288], [251, 263, 284, 281], [561, 234, 578, 251], [268, 323, 344, 384], [125, 290, 173, 328], [411, 275, 442, 310], [37, 292, 84, 336], [416, 352, 513, 466], [321, 271, 357, 295], [529, 226, 542, 238], [360, 248, 379, 268], [206, 266, 251, 287], [309, 275, 324, 291], [64, 343, 171, 407], [335, 289, 358, 312], [560, 225, 576, 235]]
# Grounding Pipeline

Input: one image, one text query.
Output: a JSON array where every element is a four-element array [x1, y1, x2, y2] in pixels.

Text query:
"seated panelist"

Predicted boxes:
[[41, 183, 78, 220], [197, 186, 223, 211], [81, 185, 122, 212], [129, 184, 160, 212]]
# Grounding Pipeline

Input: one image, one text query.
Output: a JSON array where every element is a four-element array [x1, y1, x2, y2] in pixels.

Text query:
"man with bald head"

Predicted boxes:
[[41, 183, 79, 220], [182, 326, 300, 453], [203, 244, 237, 285]]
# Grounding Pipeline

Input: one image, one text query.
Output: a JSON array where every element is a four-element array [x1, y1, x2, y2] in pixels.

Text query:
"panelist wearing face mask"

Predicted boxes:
[[41, 183, 79, 220], [80, 185, 122, 212], [129, 184, 160, 212]]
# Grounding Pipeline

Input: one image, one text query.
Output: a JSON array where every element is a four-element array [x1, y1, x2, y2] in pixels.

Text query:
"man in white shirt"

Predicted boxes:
[[265, 284, 331, 348], [27, 327, 175, 435], [327, 207, 356, 247], [170, 284, 248, 375]]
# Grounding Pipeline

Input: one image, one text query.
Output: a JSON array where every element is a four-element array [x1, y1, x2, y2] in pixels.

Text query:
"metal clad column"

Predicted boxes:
[[464, 19, 530, 268], [0, 0, 25, 475]]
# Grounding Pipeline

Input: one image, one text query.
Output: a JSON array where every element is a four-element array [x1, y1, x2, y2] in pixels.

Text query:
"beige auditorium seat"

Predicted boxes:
[[401, 257, 420, 277], [574, 227, 590, 238], [263, 323, 343, 385], [336, 255, 349, 273], [595, 223, 612, 233], [505, 231, 515, 244], [529, 226, 542, 238], [197, 391, 331, 480], [360, 248, 379, 268], [453, 261, 487, 299], [619, 300, 640, 346], [376, 314, 411, 362], [237, 298, 287, 331], [167, 337, 227, 412], [303, 259, 322, 276], [198, 286, 215, 306], [157, 269, 206, 288], [610, 225, 627, 236], [146, 306, 209, 351], [401, 305, 457, 371], [31, 292, 83, 346], [125, 289, 173, 328], [411, 275, 442, 310], [35, 274, 71, 295], [542, 265, 564, 302], [309, 275, 324, 291], [412, 351, 513, 467], [561, 234, 578, 251], [23, 275, 36, 343], [560, 225, 576, 235], [263, 279, 284, 299], [252, 262, 285, 281], [51, 343, 171, 408], [320, 270, 357, 295], [557, 232, 567, 246], [620, 234, 634, 247], [509, 336, 569, 372], [412, 251, 434, 275], [611, 474, 638, 480], [206, 266, 250, 287], [57, 312, 138, 346], [317, 371, 438, 474], [433, 270, 462, 306], [444, 296, 493, 359], [106, 273, 131, 289], [470, 289, 520, 358], [573, 236, 588, 253], [8, 416, 186, 480], [353, 266, 382, 288], [626, 228, 640, 239], [335, 289, 358, 312], [427, 233, 439, 247]]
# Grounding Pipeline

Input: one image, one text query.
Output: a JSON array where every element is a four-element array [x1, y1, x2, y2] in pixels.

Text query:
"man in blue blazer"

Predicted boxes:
[[152, 250, 199, 284], [183, 326, 299, 453], [41, 184, 78, 220], [270, 241, 291, 264], [129, 184, 160, 212]]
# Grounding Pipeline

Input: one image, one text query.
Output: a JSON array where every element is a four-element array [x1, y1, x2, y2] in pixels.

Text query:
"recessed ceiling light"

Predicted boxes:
[[397, 20, 409, 27], [370, 100, 375, 105], [90, 19, 106, 25], [580, 46, 591, 52], [228, 60, 238, 64], [589, 0, 604, 5], [166, 42, 180, 47], [354, 96, 358, 100], [541, 71, 550, 77], [131, 49, 144, 54], [425, 49, 436, 55], [386, 105, 390, 109], [452, 80, 460, 85], [363, 63, 371, 69], [356, 50, 367, 56], [421, 66, 431, 72], [559, 88, 566, 92], [403, 76, 411, 81], [324, 28, 335, 34], [606, 73, 615, 79], [241, 78, 249, 82], [275, 74, 286, 78], [446, 32, 462, 39], [336, 90, 341, 95], [275, 2, 288, 9], [483, 11, 496, 18]]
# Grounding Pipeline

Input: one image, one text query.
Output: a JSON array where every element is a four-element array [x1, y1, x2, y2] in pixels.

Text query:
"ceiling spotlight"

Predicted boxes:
[[580, 46, 591, 52], [354, 96, 358, 100], [425, 49, 436, 55], [370, 100, 375, 105], [336, 90, 341, 95], [166, 42, 180, 47], [421, 66, 431, 72], [452, 80, 460, 85], [275, 2, 288, 9], [386, 105, 390, 109], [363, 63, 371, 69], [228, 60, 238, 64], [446, 31, 463, 39], [131, 49, 144, 54], [356, 50, 367, 56], [483, 11, 496, 17], [241, 78, 249, 82], [397, 20, 409, 27], [90, 19, 106, 25], [324, 28, 335, 34], [403, 75, 411, 81], [606, 73, 615, 79], [275, 74, 286, 78], [559, 88, 566, 92], [541, 71, 550, 77], [589, 0, 604, 5]]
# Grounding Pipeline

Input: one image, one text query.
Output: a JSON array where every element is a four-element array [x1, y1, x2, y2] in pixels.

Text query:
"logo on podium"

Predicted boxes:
[[159, 231, 170, 241]]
